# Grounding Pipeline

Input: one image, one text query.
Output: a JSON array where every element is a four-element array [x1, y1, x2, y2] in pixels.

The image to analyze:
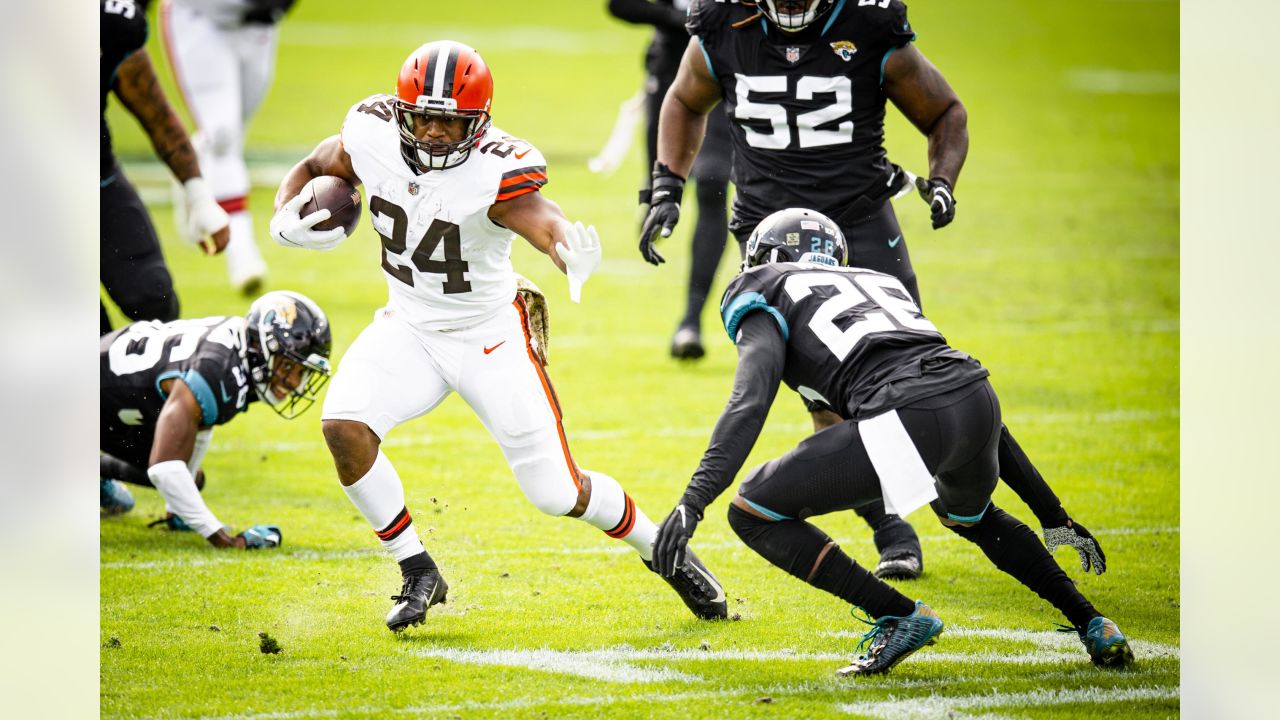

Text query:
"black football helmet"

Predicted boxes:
[[758, 0, 838, 32], [244, 291, 333, 419], [744, 208, 848, 269]]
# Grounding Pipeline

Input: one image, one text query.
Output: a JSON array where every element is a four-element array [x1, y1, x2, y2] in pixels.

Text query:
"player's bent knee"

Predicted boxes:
[[510, 456, 578, 517], [322, 419, 380, 485]]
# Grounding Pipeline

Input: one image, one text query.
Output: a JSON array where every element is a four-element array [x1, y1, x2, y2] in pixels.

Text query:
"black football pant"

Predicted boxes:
[[101, 165, 179, 334], [727, 380, 1000, 617]]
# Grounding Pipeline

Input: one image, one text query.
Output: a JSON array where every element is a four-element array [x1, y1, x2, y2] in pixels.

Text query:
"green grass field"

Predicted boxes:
[[101, 1, 1179, 717]]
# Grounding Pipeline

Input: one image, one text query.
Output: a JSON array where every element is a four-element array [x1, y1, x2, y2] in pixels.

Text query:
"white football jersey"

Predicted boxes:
[[340, 93, 549, 330]]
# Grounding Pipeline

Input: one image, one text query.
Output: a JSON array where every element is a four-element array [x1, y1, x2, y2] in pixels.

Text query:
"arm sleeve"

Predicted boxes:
[[148, 460, 223, 538], [997, 428, 1070, 527], [680, 311, 787, 515], [607, 0, 686, 32]]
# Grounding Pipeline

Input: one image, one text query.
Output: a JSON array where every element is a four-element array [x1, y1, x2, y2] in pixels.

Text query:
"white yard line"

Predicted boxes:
[[1066, 68, 1179, 95], [839, 684, 1180, 719]]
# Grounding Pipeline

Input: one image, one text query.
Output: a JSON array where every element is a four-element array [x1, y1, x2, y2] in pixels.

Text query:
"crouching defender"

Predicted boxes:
[[652, 208, 1133, 675], [100, 290, 332, 549]]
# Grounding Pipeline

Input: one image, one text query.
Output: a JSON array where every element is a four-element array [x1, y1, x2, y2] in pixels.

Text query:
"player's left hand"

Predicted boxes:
[[238, 524, 283, 550], [1044, 519, 1106, 575], [180, 177, 231, 255], [915, 177, 956, 229], [653, 504, 700, 577], [555, 221, 601, 304]]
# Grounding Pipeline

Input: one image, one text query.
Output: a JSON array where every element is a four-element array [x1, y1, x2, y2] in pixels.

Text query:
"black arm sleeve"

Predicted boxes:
[[997, 426, 1070, 527], [101, 452, 150, 486], [607, 0, 687, 32], [680, 312, 787, 515]]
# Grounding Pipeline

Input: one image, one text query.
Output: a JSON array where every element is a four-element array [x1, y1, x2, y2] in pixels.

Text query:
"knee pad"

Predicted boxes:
[[510, 454, 577, 517]]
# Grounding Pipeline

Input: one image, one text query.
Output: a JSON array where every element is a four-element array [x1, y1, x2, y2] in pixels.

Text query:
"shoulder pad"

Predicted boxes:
[[477, 128, 549, 201]]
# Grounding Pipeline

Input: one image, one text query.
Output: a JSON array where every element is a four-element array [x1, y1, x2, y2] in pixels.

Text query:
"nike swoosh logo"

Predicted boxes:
[[483, 341, 506, 355], [219, 383, 232, 402], [888, 235, 902, 248], [514, 149, 531, 159], [689, 561, 726, 604]]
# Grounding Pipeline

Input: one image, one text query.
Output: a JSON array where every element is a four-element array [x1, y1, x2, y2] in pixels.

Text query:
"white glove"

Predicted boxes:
[[555, 221, 601, 304], [180, 177, 230, 254], [269, 193, 347, 251]]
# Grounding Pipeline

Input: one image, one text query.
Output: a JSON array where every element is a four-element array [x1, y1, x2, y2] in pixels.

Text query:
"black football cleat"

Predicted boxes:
[[647, 549, 727, 620], [385, 569, 449, 632], [874, 549, 923, 581], [670, 326, 706, 360]]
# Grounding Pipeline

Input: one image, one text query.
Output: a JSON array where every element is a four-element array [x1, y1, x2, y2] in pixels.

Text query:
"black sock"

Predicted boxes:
[[397, 551, 437, 578], [855, 499, 922, 558], [100, 453, 150, 486], [947, 504, 1100, 630], [728, 504, 914, 619]]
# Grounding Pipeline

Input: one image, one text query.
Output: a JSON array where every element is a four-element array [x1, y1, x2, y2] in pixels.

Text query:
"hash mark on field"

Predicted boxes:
[[839, 684, 1179, 719]]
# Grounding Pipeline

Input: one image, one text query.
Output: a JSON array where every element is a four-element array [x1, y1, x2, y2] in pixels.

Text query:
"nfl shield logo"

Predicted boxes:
[[408, 182, 419, 196], [785, 47, 801, 64]]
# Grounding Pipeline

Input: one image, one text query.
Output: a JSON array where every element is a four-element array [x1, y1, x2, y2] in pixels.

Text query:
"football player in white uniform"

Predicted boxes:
[[269, 41, 728, 632]]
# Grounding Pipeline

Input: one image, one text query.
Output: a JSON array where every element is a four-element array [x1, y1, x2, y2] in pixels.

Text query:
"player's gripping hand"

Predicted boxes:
[[270, 194, 347, 251], [915, 177, 957, 229], [638, 163, 685, 265], [180, 177, 230, 255], [555, 221, 601, 304], [238, 524, 283, 550], [653, 504, 700, 577], [1044, 519, 1106, 575]]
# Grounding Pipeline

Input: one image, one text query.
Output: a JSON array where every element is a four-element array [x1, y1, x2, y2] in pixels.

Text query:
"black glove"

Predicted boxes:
[[1043, 519, 1106, 575], [638, 163, 685, 265], [915, 176, 956, 229], [653, 503, 700, 577]]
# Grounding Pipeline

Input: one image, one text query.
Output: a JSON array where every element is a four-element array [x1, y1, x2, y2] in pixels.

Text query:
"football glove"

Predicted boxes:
[[238, 524, 283, 550], [1044, 519, 1106, 575], [915, 176, 957, 229], [653, 504, 700, 578], [638, 163, 685, 265], [180, 177, 231, 255], [269, 193, 347, 251], [555, 221, 602, 304]]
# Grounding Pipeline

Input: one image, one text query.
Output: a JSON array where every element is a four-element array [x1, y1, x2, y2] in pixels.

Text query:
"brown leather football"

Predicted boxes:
[[301, 176, 362, 235]]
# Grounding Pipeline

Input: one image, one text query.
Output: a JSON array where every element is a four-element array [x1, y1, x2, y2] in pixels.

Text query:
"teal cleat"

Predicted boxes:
[[836, 600, 944, 676], [1082, 617, 1135, 667], [100, 479, 135, 516]]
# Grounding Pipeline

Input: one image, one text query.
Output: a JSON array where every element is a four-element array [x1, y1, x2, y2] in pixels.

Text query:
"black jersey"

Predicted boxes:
[[101, 0, 149, 181], [687, 0, 915, 236], [101, 316, 255, 467], [719, 262, 987, 420]]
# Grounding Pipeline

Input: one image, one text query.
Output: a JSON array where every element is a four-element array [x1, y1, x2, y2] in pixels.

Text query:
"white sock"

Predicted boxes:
[[342, 451, 425, 562], [579, 470, 657, 561]]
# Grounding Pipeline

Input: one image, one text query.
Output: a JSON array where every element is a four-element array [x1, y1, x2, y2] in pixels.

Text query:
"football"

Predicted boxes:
[[301, 175, 362, 235]]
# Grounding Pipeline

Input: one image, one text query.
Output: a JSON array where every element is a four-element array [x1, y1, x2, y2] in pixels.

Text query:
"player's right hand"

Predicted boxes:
[[238, 524, 283, 550], [270, 194, 347, 251], [180, 177, 231, 255], [638, 164, 685, 265], [1043, 519, 1106, 575], [555, 221, 601, 304]]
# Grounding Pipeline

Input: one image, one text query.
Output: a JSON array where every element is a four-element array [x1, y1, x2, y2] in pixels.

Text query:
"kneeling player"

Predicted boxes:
[[652, 208, 1133, 675], [100, 291, 333, 550]]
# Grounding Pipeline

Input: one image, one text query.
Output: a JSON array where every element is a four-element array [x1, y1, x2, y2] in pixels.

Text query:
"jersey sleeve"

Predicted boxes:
[[486, 137, 548, 202], [169, 333, 250, 428], [719, 269, 790, 344], [860, 0, 916, 52], [339, 94, 402, 184], [101, 0, 149, 76]]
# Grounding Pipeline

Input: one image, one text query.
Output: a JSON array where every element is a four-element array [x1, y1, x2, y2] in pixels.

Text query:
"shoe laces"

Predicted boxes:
[[851, 607, 892, 657], [391, 574, 425, 603]]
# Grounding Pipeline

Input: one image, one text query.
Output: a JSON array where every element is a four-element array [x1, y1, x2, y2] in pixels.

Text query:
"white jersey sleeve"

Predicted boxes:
[[338, 102, 553, 330]]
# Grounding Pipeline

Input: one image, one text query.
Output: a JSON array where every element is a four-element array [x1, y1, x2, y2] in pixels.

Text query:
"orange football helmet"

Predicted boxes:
[[394, 41, 494, 172]]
